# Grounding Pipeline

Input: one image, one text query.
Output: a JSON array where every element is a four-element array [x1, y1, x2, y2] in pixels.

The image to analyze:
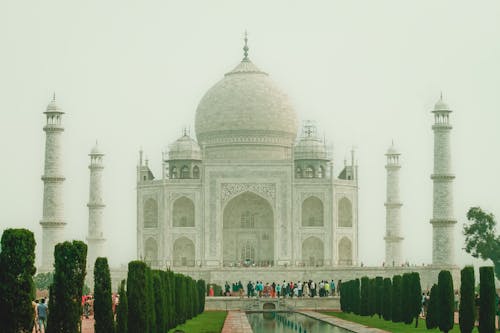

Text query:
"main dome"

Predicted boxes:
[[195, 58, 298, 148]]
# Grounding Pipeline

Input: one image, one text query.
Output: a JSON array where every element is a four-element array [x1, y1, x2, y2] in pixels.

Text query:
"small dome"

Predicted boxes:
[[433, 94, 451, 111], [386, 142, 400, 155], [45, 94, 64, 114], [194, 58, 298, 147], [294, 121, 327, 160], [90, 142, 104, 155], [168, 134, 201, 160]]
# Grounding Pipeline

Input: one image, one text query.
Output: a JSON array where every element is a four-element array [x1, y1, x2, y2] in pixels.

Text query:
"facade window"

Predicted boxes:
[[180, 165, 189, 179], [296, 167, 302, 178], [304, 166, 314, 178], [318, 166, 324, 178], [240, 240, 255, 262], [193, 165, 200, 179], [171, 167, 177, 179]]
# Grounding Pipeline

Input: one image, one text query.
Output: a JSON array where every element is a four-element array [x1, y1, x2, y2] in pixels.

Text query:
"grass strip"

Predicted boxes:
[[168, 311, 227, 333], [322, 312, 479, 333]]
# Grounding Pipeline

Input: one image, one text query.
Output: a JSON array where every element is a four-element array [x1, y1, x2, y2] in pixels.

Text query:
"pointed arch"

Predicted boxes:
[[338, 197, 353, 227], [144, 237, 158, 264], [143, 198, 158, 228], [173, 237, 195, 267], [302, 236, 324, 266], [338, 237, 352, 265], [193, 165, 200, 179], [172, 196, 195, 227], [180, 165, 190, 179], [301, 196, 324, 226]]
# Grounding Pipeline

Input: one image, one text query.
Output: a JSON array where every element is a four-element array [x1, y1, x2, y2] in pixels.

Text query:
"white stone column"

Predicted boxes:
[[40, 95, 66, 271], [384, 143, 403, 266], [430, 95, 456, 265], [86, 143, 106, 269]]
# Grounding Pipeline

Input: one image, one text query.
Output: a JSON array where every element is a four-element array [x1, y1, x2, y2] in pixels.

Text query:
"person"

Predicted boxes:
[[275, 282, 281, 298], [330, 280, 336, 296], [37, 298, 48, 333], [209, 285, 214, 297], [454, 290, 459, 312], [32, 299, 39, 333], [303, 281, 310, 297]]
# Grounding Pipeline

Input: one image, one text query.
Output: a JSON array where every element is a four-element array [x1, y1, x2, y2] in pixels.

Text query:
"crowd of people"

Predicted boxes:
[[209, 279, 342, 298]]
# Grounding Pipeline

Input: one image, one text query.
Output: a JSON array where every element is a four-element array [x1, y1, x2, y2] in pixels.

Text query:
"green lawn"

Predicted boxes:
[[167, 311, 227, 333], [322, 312, 480, 333]]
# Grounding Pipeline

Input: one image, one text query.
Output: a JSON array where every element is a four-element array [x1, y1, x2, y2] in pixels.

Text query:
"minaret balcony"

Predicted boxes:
[[430, 173, 455, 181]]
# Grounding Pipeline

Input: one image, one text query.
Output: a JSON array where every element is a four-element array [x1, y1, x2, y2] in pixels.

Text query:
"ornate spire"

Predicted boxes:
[[243, 30, 249, 61], [52, 92, 56, 102]]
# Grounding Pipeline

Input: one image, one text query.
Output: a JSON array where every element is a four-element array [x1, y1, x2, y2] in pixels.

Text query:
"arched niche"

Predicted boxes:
[[302, 236, 324, 266], [338, 197, 353, 227], [173, 237, 195, 267], [338, 237, 352, 265], [143, 198, 158, 228], [172, 196, 195, 227]]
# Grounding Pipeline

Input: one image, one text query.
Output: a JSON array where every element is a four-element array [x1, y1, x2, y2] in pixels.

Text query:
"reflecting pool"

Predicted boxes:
[[246, 312, 353, 333]]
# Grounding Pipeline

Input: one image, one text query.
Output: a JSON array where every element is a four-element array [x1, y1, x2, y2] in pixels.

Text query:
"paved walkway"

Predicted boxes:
[[298, 311, 391, 333], [221, 310, 253, 333]]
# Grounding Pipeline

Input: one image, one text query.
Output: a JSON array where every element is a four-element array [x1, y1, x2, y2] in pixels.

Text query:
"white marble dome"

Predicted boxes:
[[168, 134, 201, 160], [195, 58, 299, 147]]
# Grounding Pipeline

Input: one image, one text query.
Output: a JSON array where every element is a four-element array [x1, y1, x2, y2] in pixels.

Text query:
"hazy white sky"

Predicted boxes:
[[1, 0, 499, 268]]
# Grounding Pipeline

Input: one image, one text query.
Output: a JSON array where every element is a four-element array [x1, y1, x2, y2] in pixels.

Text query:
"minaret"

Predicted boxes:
[[40, 94, 66, 271], [430, 94, 456, 265], [86, 142, 106, 268], [384, 142, 403, 266]]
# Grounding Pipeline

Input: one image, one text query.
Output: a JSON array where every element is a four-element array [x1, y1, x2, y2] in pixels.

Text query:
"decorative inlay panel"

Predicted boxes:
[[221, 183, 276, 206]]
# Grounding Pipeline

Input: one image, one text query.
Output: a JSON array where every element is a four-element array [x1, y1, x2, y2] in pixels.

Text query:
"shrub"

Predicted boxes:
[[360, 277, 370, 316], [382, 277, 392, 321], [375, 276, 384, 318], [459, 266, 475, 333], [152, 271, 165, 333], [0, 228, 37, 333], [94, 257, 114, 333], [401, 273, 412, 324], [197, 279, 206, 314], [410, 272, 422, 327]]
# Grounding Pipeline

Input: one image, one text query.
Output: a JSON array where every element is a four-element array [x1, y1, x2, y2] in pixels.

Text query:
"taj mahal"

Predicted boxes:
[[38, 36, 459, 287]]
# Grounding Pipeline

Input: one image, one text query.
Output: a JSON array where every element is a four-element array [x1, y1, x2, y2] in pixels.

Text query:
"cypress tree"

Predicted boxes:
[[174, 274, 187, 324], [360, 277, 370, 316], [368, 278, 376, 316], [382, 277, 392, 321], [116, 279, 128, 333], [192, 279, 199, 318], [127, 261, 148, 333], [353, 278, 361, 315], [145, 268, 156, 333], [168, 270, 176, 328], [0, 229, 37, 333], [437, 270, 454, 333], [401, 273, 412, 324], [459, 266, 475, 333], [375, 276, 384, 318], [391, 275, 402, 322], [479, 266, 496, 333], [426, 284, 438, 329], [410, 272, 422, 327], [94, 257, 114, 333], [152, 271, 165, 333], [197, 279, 206, 314]]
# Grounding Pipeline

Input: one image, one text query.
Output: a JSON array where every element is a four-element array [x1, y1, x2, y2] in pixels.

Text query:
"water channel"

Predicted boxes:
[[246, 312, 354, 333]]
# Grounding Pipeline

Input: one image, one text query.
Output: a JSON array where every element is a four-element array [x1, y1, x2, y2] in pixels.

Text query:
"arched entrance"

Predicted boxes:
[[223, 192, 274, 267], [144, 237, 158, 266], [302, 236, 324, 266]]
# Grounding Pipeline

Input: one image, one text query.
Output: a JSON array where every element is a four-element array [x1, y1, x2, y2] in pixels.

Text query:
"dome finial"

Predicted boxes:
[[52, 92, 56, 102], [243, 30, 249, 61]]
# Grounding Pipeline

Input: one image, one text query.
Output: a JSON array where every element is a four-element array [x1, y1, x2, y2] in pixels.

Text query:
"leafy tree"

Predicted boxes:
[[0, 228, 37, 333], [426, 284, 439, 329], [47, 240, 88, 333], [391, 275, 402, 323], [34, 272, 54, 291], [360, 277, 370, 316], [115, 279, 128, 333], [479, 266, 496, 333], [94, 257, 114, 333], [464, 207, 500, 280], [375, 276, 384, 319], [127, 261, 148, 333], [437, 270, 454, 333], [459, 266, 475, 333], [410, 272, 422, 327], [382, 277, 392, 321]]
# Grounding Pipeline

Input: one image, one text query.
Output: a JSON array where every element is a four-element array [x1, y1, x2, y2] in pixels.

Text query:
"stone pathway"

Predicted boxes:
[[298, 311, 391, 333], [221, 310, 253, 333]]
